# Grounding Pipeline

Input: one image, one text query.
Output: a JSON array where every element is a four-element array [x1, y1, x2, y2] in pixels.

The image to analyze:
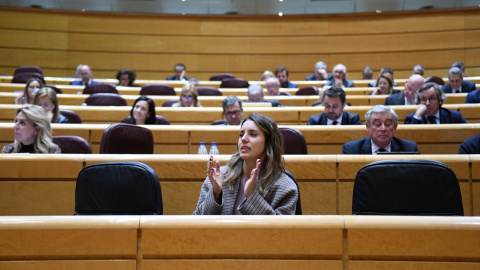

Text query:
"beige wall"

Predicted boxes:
[[0, 7, 479, 80]]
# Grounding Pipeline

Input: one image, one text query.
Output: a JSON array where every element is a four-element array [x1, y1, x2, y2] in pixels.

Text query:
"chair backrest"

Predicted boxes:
[[279, 127, 308, 154], [121, 115, 171, 125], [197, 86, 222, 96], [352, 159, 464, 216], [83, 84, 118, 95], [219, 78, 249, 88], [210, 119, 227, 125], [295, 86, 319, 96], [85, 93, 127, 106], [11, 72, 45, 84], [52, 136, 92, 154], [209, 73, 234, 81], [44, 84, 62, 94], [140, 84, 175, 96], [162, 99, 178, 107], [14, 66, 43, 75], [100, 123, 154, 154], [284, 170, 302, 215], [59, 109, 82, 123], [426, 76, 446, 86], [75, 161, 163, 215]]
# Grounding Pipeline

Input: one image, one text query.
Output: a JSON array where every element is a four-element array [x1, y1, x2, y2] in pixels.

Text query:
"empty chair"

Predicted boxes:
[[52, 136, 92, 154], [11, 72, 45, 84], [85, 93, 127, 106], [295, 86, 319, 96], [197, 86, 222, 96], [14, 66, 43, 75], [162, 99, 178, 107], [284, 170, 302, 215], [121, 115, 170, 125], [140, 84, 175, 96], [83, 84, 118, 95], [219, 78, 249, 88], [75, 161, 163, 215], [426, 76, 446, 86], [279, 127, 308, 154], [59, 109, 82, 123], [352, 159, 464, 216], [100, 123, 154, 154], [209, 73, 234, 81], [44, 84, 62, 94]]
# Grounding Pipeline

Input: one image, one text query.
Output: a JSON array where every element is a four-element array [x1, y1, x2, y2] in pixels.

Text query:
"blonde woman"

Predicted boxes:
[[172, 83, 202, 107], [33, 87, 68, 123], [2, 105, 61, 153]]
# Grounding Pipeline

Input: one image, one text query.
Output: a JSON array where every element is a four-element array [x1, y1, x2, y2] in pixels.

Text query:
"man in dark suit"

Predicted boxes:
[[308, 86, 362, 125], [342, 105, 419, 154], [404, 82, 467, 124], [305, 61, 333, 81], [323, 64, 354, 88], [70, 65, 101, 86], [459, 134, 480, 154], [247, 84, 282, 107], [466, 89, 480, 103], [384, 74, 424, 105], [442, 67, 476, 93], [276, 66, 297, 88], [166, 63, 189, 81], [213, 95, 243, 125]]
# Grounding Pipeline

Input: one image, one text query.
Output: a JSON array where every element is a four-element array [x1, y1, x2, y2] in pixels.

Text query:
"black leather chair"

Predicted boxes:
[[279, 127, 308, 154], [284, 170, 302, 215], [197, 87, 222, 96], [75, 161, 163, 215], [140, 84, 175, 96], [209, 73, 234, 81], [352, 159, 464, 216], [426, 76, 446, 86], [100, 123, 154, 154], [121, 115, 170, 125], [162, 99, 178, 107], [219, 78, 249, 88], [11, 72, 45, 84], [59, 109, 82, 123], [53, 136, 92, 154], [85, 93, 127, 106], [295, 86, 319, 96], [83, 84, 118, 95], [14, 66, 43, 75]]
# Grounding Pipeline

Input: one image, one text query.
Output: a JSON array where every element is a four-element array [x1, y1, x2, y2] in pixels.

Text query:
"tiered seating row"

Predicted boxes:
[[0, 154, 478, 216], [0, 215, 478, 270]]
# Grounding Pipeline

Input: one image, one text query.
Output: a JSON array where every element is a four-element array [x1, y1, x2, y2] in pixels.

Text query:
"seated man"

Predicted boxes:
[[323, 64, 354, 88], [276, 66, 297, 88], [384, 74, 424, 105], [342, 105, 419, 154], [308, 86, 362, 125], [404, 82, 467, 124], [466, 89, 480, 103], [247, 84, 282, 107], [166, 63, 189, 81], [362, 66, 373, 80], [459, 134, 480, 154], [413, 64, 425, 76], [71, 65, 101, 86], [442, 67, 476, 93], [265, 77, 291, 96], [306, 61, 332, 81], [211, 95, 243, 125]]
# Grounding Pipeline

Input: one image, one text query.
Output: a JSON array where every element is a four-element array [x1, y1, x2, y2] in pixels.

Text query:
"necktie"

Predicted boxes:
[[332, 121, 338, 125], [377, 148, 386, 153], [455, 89, 460, 93], [427, 116, 437, 124]]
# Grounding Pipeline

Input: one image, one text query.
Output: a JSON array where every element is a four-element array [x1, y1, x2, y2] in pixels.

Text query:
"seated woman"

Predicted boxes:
[[33, 87, 68, 123], [126, 96, 157, 125], [370, 75, 399, 96], [14, 77, 43, 104], [193, 113, 298, 215], [172, 83, 202, 107], [116, 68, 139, 87], [2, 105, 61, 153]]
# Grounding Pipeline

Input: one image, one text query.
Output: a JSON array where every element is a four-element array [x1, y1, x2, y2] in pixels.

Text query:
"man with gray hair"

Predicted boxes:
[[211, 95, 243, 125], [413, 64, 425, 76], [306, 61, 333, 81], [342, 105, 419, 154], [71, 65, 101, 86], [247, 84, 281, 107], [442, 67, 476, 93], [324, 64, 355, 88]]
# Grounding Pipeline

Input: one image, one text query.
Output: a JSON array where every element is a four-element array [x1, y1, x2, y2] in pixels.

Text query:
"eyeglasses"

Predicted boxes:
[[181, 95, 194, 100], [266, 84, 279, 89], [36, 102, 53, 110], [225, 110, 242, 116], [419, 98, 438, 104]]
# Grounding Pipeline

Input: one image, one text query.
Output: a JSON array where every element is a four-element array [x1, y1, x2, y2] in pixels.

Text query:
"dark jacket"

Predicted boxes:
[[404, 107, 467, 124], [459, 134, 480, 154], [308, 111, 362, 125], [342, 137, 419, 154], [442, 81, 476, 93]]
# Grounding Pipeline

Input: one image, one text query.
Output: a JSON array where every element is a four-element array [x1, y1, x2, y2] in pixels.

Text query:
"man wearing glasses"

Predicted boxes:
[[404, 82, 466, 124], [265, 77, 291, 96], [213, 96, 243, 125]]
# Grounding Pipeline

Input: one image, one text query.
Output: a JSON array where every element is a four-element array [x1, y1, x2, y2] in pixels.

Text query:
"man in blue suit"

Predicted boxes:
[[276, 66, 297, 88], [442, 67, 476, 94], [166, 63, 189, 81], [404, 82, 467, 124], [342, 105, 419, 154], [70, 65, 101, 86], [308, 86, 362, 125], [466, 89, 480, 103], [305, 61, 332, 81]]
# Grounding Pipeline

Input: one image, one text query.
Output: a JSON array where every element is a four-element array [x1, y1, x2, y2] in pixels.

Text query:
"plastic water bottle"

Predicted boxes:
[[197, 142, 208, 155], [209, 142, 220, 155]]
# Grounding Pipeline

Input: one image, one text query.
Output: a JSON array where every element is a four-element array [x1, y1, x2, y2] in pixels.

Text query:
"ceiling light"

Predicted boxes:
[[278, 12, 283, 16], [376, 10, 382, 13]]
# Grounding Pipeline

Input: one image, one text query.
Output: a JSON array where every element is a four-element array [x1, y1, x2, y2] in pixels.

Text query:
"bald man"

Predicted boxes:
[[384, 74, 424, 106]]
